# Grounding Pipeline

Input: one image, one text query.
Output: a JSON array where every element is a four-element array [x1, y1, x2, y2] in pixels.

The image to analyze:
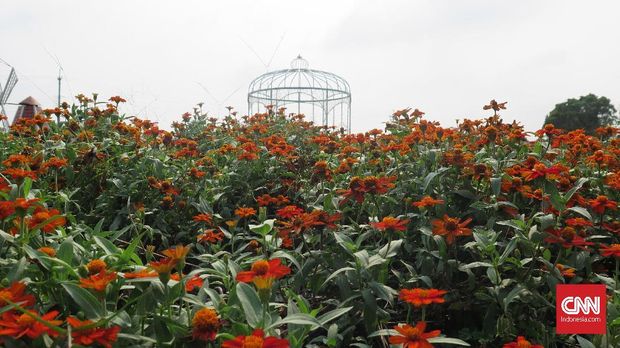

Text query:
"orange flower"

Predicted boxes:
[[162, 245, 191, 263], [170, 273, 204, 292], [68, 316, 121, 348], [79, 270, 117, 292], [235, 207, 257, 218], [371, 216, 409, 232], [0, 282, 35, 308], [37, 246, 56, 257], [600, 244, 620, 258], [388, 322, 441, 348], [86, 259, 107, 275], [589, 195, 617, 215], [431, 215, 473, 244], [236, 259, 291, 290], [555, 264, 576, 278], [412, 196, 445, 208], [503, 336, 543, 348], [148, 257, 178, 275], [192, 307, 220, 342], [28, 207, 66, 233], [222, 329, 289, 348], [0, 310, 62, 339], [197, 229, 224, 243], [2, 168, 37, 180], [123, 268, 158, 279], [399, 288, 447, 307], [193, 213, 213, 225]]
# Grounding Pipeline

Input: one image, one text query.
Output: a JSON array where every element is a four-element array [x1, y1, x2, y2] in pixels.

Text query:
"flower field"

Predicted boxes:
[[0, 96, 619, 347]]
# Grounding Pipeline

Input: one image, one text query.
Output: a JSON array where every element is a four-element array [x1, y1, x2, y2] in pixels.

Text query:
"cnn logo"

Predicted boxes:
[[560, 296, 600, 315], [556, 284, 606, 334]]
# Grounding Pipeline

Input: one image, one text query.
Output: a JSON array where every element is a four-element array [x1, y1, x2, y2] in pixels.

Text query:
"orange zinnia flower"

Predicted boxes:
[[388, 322, 441, 348], [399, 288, 447, 307], [589, 195, 617, 215], [148, 257, 178, 274], [555, 264, 576, 278], [412, 196, 445, 208], [192, 307, 220, 342], [28, 207, 66, 233], [162, 245, 190, 263], [193, 213, 213, 224], [600, 244, 620, 258], [371, 216, 409, 232], [0, 282, 35, 307], [236, 259, 291, 290], [37, 246, 57, 257], [68, 316, 121, 348], [170, 273, 204, 292], [431, 215, 473, 244], [222, 329, 289, 348], [86, 259, 107, 275], [0, 310, 62, 339], [79, 270, 117, 292], [197, 229, 224, 243], [2, 168, 37, 180], [235, 207, 257, 218], [123, 268, 158, 279], [503, 336, 543, 348]]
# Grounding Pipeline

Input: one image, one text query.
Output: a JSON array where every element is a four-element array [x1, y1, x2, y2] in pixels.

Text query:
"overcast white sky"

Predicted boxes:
[[2, 0, 619, 132]]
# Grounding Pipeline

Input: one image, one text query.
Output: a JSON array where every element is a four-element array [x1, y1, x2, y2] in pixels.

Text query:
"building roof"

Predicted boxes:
[[19, 96, 40, 106]]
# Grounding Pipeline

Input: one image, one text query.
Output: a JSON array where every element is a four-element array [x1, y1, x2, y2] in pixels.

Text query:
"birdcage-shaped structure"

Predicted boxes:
[[248, 55, 351, 132]]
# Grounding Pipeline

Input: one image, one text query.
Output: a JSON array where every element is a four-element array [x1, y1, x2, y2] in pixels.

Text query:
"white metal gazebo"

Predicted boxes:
[[248, 55, 351, 132]]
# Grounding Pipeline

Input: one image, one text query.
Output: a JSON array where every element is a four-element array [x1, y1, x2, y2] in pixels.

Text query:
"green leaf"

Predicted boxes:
[[321, 267, 355, 289], [428, 337, 471, 346], [235, 282, 263, 328], [317, 307, 353, 326], [567, 206, 593, 221], [490, 177, 502, 196], [564, 178, 588, 202], [266, 312, 320, 330], [576, 336, 596, 348], [62, 283, 105, 318], [249, 219, 274, 236]]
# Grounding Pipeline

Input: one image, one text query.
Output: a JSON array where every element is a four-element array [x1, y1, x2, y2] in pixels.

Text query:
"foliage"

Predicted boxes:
[[544, 93, 618, 134], [0, 95, 619, 347]]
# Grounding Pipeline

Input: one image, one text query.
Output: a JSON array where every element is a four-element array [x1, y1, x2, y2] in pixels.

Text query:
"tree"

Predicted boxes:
[[544, 94, 618, 134]]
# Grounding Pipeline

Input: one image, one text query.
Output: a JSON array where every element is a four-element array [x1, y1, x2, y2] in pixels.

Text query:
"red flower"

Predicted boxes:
[[399, 288, 447, 307], [503, 336, 543, 348], [0, 282, 35, 308], [371, 216, 409, 232], [0, 310, 62, 339], [412, 196, 444, 208], [222, 329, 289, 348], [236, 259, 291, 290], [68, 317, 121, 348], [431, 215, 473, 244], [565, 218, 593, 228], [589, 195, 617, 215], [389, 322, 441, 348], [276, 205, 305, 219]]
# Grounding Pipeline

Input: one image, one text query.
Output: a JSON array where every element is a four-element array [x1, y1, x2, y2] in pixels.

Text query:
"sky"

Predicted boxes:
[[2, 0, 619, 132]]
